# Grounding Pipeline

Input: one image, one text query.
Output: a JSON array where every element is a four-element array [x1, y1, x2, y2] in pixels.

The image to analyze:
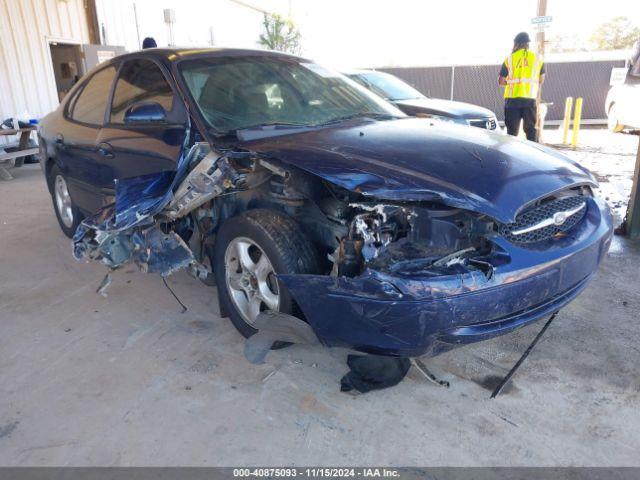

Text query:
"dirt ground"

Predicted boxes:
[[0, 128, 638, 466], [543, 127, 639, 225]]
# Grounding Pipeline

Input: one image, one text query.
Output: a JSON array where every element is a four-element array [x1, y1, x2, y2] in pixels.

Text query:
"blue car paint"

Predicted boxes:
[[113, 170, 176, 230], [236, 117, 597, 223], [279, 197, 613, 357]]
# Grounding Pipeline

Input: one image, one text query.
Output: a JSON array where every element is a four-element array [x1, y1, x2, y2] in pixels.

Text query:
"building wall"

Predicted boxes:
[[0, 0, 90, 124], [0, 0, 287, 132]]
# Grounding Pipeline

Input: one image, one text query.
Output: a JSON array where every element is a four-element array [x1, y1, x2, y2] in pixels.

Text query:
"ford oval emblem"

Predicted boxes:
[[553, 212, 567, 225]]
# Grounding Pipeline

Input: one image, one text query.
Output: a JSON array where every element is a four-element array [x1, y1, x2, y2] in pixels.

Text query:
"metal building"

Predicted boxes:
[[0, 0, 281, 133], [0, 0, 93, 125]]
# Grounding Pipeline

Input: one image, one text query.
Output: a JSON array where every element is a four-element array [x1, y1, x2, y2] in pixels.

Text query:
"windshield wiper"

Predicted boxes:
[[231, 122, 309, 133], [319, 112, 398, 126], [229, 122, 320, 141]]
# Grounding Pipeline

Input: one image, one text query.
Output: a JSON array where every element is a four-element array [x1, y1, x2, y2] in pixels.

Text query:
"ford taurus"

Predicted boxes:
[[38, 48, 613, 357]]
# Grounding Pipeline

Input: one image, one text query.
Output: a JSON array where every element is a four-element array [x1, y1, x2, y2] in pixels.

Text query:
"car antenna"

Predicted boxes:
[[490, 311, 559, 399]]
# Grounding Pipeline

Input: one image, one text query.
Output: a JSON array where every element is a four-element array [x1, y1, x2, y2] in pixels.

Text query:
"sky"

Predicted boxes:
[[282, 0, 639, 68], [125, 0, 638, 69]]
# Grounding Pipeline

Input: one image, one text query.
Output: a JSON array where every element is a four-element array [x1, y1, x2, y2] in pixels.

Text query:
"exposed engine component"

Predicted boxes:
[[332, 201, 495, 278], [319, 197, 352, 223], [165, 151, 227, 219], [348, 203, 413, 260], [336, 238, 364, 277]]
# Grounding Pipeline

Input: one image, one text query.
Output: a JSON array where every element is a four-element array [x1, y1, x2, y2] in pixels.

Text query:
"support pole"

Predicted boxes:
[[625, 134, 640, 239], [562, 97, 573, 144], [133, 2, 141, 49], [571, 97, 583, 149], [535, 0, 547, 141], [450, 66, 455, 101]]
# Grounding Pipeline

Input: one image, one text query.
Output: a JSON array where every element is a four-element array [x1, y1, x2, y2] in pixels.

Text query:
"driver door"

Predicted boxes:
[[96, 58, 188, 202]]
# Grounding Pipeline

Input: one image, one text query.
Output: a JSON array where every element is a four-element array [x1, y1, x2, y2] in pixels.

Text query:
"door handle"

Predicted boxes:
[[55, 133, 64, 144], [97, 142, 114, 158]]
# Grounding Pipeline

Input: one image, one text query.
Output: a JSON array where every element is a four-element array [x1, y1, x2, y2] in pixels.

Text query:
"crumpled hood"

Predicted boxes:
[[237, 117, 596, 223], [394, 97, 496, 119]]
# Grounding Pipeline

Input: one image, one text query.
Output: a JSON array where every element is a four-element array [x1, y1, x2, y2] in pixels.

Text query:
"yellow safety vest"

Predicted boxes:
[[503, 49, 543, 99]]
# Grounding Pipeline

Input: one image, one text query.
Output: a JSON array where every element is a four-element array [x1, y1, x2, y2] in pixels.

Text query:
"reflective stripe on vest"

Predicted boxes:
[[504, 49, 542, 99]]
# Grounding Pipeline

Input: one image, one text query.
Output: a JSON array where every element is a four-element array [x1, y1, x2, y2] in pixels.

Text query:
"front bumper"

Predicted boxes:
[[280, 197, 613, 357]]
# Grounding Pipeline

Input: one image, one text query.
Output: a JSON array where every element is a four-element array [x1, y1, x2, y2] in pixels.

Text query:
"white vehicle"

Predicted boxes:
[[606, 40, 640, 132]]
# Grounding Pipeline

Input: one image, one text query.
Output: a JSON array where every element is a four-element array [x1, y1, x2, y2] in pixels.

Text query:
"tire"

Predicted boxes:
[[48, 164, 83, 238], [608, 104, 624, 133], [213, 209, 320, 339]]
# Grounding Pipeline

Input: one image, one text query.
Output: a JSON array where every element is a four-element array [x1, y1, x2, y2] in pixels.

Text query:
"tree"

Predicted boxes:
[[590, 16, 640, 50], [258, 13, 302, 55], [548, 34, 588, 53]]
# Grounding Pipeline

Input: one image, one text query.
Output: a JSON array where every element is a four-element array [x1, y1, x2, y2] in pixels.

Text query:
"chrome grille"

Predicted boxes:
[[469, 118, 497, 130], [498, 195, 587, 244]]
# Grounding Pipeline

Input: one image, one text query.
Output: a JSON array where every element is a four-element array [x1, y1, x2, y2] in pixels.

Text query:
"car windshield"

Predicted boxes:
[[179, 56, 403, 135], [355, 72, 425, 101]]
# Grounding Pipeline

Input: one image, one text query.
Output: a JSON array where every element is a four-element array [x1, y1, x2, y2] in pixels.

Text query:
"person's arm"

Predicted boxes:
[[539, 63, 546, 85], [498, 61, 508, 86]]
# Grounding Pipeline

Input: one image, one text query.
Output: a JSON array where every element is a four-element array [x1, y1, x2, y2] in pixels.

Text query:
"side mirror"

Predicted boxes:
[[124, 102, 167, 123]]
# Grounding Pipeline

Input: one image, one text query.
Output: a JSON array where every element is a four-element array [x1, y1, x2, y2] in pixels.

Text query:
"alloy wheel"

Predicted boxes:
[[54, 175, 74, 228], [224, 236, 279, 325]]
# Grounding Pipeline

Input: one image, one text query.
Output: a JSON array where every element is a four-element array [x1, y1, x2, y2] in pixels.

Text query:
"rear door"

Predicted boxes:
[[58, 64, 118, 214], [96, 58, 188, 191]]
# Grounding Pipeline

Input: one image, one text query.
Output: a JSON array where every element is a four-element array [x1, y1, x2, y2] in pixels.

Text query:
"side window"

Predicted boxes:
[[110, 59, 175, 123], [70, 65, 117, 125]]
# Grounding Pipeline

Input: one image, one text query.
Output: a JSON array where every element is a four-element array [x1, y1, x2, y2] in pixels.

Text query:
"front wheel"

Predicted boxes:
[[213, 209, 320, 339]]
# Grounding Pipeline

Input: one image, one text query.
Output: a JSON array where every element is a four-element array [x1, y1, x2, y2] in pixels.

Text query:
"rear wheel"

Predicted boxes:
[[48, 164, 83, 238], [213, 209, 319, 339], [608, 104, 624, 133]]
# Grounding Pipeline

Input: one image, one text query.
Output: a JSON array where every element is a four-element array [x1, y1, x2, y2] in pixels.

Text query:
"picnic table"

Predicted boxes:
[[0, 126, 39, 180]]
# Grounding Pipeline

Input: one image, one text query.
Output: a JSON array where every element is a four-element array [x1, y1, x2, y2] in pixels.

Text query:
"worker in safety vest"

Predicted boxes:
[[498, 32, 545, 141]]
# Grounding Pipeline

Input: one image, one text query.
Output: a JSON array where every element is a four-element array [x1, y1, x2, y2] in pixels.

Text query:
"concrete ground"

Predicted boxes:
[[0, 129, 639, 466]]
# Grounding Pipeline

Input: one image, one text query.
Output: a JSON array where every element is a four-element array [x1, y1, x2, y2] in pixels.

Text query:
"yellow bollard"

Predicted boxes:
[[562, 97, 573, 144], [571, 97, 583, 149]]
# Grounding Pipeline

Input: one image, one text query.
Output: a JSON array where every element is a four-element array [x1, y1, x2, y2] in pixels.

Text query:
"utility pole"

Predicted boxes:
[[625, 135, 640, 238], [536, 0, 547, 57], [133, 2, 141, 49], [535, 0, 547, 141]]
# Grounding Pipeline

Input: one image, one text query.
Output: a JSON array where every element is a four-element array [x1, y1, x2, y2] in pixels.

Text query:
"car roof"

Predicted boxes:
[[110, 47, 309, 64]]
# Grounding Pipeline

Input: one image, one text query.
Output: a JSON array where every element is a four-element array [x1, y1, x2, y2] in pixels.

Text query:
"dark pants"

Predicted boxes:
[[504, 105, 538, 141]]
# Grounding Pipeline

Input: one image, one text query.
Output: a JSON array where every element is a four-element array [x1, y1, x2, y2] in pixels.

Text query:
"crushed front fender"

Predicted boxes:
[[278, 197, 613, 357]]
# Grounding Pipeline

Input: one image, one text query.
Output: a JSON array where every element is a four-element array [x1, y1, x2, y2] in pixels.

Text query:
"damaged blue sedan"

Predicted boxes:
[[38, 48, 613, 358]]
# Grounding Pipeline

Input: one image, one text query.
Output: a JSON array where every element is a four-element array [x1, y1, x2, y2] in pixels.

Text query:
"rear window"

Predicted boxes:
[[71, 66, 117, 125]]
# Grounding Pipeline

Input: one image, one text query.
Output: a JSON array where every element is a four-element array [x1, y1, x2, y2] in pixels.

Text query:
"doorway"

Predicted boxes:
[[49, 42, 85, 102]]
